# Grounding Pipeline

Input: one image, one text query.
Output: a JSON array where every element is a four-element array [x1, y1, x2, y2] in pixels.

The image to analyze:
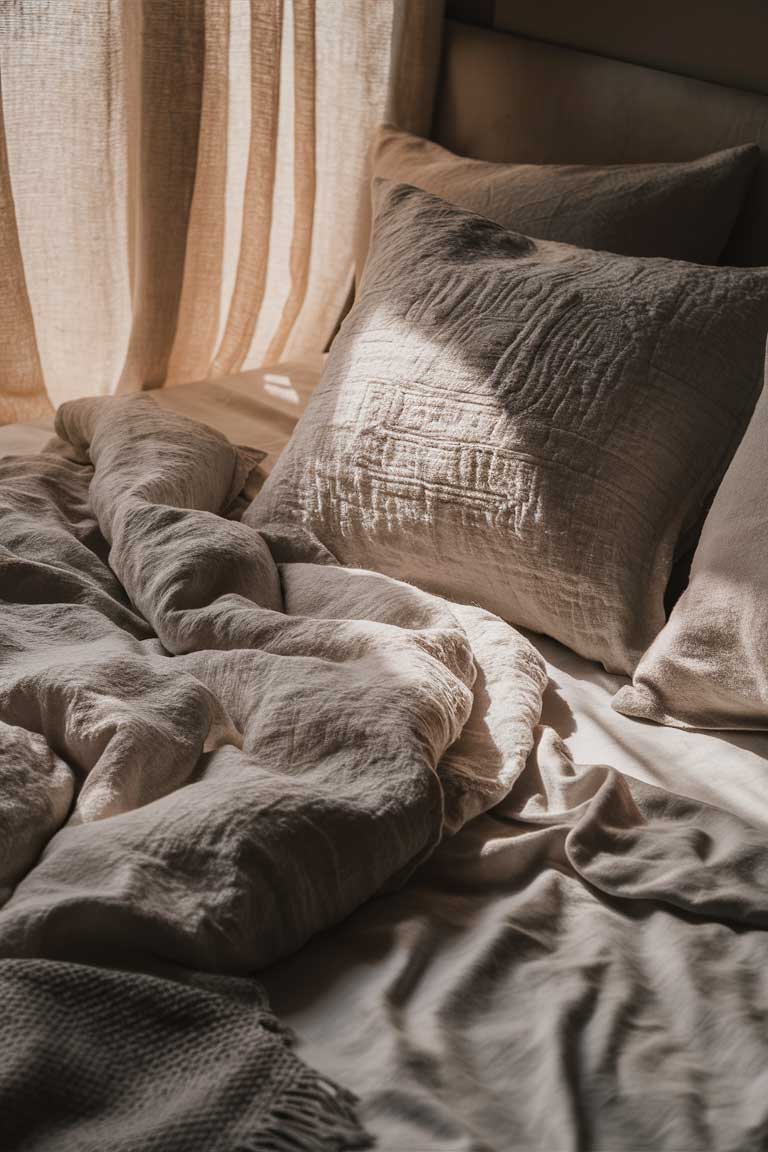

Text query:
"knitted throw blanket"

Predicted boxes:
[[0, 959, 370, 1151]]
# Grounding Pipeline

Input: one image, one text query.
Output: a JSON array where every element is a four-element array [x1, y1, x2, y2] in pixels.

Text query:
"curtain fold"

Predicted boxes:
[[263, 0, 315, 366], [208, 0, 284, 378], [118, 0, 207, 393], [0, 69, 51, 424], [0, 0, 442, 422], [161, 0, 231, 386], [0, 1, 133, 412]]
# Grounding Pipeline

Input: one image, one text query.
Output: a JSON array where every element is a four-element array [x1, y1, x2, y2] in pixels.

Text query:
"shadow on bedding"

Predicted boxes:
[[263, 722, 768, 1151]]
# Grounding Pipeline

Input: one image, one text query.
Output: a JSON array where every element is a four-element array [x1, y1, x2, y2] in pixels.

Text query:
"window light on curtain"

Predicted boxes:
[[0, 0, 444, 424]]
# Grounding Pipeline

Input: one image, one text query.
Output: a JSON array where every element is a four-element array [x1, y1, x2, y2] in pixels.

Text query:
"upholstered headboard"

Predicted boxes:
[[432, 5, 768, 265]]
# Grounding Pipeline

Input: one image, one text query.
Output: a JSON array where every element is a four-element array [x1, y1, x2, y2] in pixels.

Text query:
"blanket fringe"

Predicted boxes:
[[251, 1070, 373, 1152]]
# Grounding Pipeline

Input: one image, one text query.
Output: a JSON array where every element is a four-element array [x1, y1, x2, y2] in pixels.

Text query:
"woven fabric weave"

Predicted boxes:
[[1, 959, 370, 1152]]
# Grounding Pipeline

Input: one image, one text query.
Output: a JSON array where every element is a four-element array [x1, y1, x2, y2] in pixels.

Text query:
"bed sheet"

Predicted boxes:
[[531, 632, 768, 828], [261, 634, 768, 1150]]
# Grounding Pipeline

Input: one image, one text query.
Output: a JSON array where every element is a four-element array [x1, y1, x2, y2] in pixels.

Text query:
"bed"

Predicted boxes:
[[4, 6, 768, 1152], [4, 369, 768, 1149]]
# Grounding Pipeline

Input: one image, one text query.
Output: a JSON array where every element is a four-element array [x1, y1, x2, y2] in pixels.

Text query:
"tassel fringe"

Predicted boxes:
[[246, 1069, 373, 1151]]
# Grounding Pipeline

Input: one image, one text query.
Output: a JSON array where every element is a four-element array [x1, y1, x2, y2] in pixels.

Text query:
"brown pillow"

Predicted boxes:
[[355, 125, 758, 283], [252, 182, 768, 674], [613, 370, 768, 729]]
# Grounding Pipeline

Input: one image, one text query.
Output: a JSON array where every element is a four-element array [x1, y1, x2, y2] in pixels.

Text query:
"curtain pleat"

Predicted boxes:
[[118, 0, 206, 392], [165, 0, 230, 386], [275, 0, 397, 362], [263, 0, 315, 365], [0, 0, 442, 420], [0, 0, 133, 410], [0, 71, 51, 424], [211, 0, 283, 377]]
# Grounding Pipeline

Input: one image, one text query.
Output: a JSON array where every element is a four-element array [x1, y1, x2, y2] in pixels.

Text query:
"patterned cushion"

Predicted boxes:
[[251, 182, 768, 673]]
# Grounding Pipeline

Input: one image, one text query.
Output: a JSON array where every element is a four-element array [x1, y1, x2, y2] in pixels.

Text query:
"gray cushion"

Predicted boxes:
[[253, 182, 768, 673], [613, 379, 768, 728], [355, 125, 759, 282]]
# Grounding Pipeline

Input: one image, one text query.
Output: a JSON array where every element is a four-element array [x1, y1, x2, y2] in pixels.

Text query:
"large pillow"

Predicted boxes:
[[249, 182, 768, 674], [355, 125, 759, 282], [612, 370, 768, 729]]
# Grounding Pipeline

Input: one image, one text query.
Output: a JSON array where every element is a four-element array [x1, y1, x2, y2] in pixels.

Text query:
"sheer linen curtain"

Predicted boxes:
[[0, 0, 444, 423]]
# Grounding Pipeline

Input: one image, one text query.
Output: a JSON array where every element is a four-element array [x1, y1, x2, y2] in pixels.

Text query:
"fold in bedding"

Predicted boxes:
[[0, 396, 545, 972], [268, 730, 768, 1151], [1, 397, 767, 1150]]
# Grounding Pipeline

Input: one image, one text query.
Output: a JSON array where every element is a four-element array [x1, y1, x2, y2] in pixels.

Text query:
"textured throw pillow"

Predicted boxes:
[[355, 125, 759, 282], [251, 182, 768, 674], [612, 372, 768, 729]]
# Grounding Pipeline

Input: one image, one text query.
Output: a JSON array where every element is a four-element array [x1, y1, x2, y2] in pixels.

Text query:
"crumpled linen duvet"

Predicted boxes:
[[2, 395, 768, 1151], [0, 395, 545, 969]]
